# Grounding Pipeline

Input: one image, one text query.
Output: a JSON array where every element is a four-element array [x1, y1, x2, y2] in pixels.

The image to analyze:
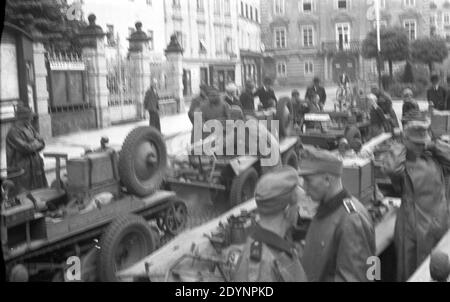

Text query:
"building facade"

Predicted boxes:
[[164, 0, 241, 95], [238, 0, 264, 86], [429, 0, 450, 39], [261, 0, 431, 87], [77, 0, 166, 61]]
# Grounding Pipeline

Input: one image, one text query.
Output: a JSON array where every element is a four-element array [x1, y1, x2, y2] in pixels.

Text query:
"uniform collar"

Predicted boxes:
[[316, 190, 350, 219], [250, 223, 294, 257]]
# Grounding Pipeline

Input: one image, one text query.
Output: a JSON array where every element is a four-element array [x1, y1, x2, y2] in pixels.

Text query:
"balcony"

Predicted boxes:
[[321, 40, 361, 55]]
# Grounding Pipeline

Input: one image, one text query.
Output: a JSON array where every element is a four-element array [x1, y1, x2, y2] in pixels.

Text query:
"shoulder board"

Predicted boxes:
[[343, 198, 357, 214], [250, 241, 263, 263]]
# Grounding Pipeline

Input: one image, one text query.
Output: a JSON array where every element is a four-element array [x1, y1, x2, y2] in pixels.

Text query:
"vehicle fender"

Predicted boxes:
[[229, 156, 259, 177]]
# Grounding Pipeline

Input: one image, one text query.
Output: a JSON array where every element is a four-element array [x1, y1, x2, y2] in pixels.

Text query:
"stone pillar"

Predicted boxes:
[[78, 14, 110, 128], [32, 42, 52, 139], [324, 55, 329, 82], [165, 35, 185, 113], [128, 22, 152, 119]]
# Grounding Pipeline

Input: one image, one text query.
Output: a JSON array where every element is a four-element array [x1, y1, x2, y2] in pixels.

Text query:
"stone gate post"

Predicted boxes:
[[128, 22, 151, 120], [32, 41, 52, 139], [78, 14, 110, 128], [165, 35, 185, 113]]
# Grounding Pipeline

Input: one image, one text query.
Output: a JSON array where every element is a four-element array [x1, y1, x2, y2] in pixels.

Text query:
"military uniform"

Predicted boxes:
[[231, 166, 308, 282], [381, 121, 450, 281], [301, 190, 376, 282], [298, 147, 376, 282], [233, 224, 308, 282]]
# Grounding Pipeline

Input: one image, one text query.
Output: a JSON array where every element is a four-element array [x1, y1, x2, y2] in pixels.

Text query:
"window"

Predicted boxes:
[[224, 0, 231, 15], [255, 9, 259, 22], [379, 0, 386, 9], [241, 1, 244, 16], [304, 61, 314, 75], [197, 0, 204, 12], [430, 15, 436, 26], [404, 0, 415, 7], [215, 26, 223, 54], [337, 0, 348, 10], [245, 4, 249, 18], [301, 0, 314, 12], [336, 23, 350, 49], [274, 27, 287, 48], [173, 0, 181, 9], [198, 24, 207, 54], [404, 19, 417, 40], [146, 0, 152, 6], [214, 0, 221, 15], [274, 0, 285, 15], [250, 6, 253, 20], [277, 62, 287, 77], [225, 27, 233, 54], [147, 30, 154, 50], [225, 37, 234, 54], [302, 26, 314, 47], [445, 13, 450, 25]]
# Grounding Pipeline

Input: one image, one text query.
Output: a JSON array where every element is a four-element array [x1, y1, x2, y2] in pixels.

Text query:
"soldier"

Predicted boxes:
[[305, 77, 327, 110], [380, 117, 450, 281], [224, 83, 242, 109], [240, 80, 256, 114], [144, 79, 161, 131], [232, 166, 308, 282], [6, 105, 48, 193], [255, 77, 277, 110], [188, 84, 209, 124], [299, 147, 376, 282]]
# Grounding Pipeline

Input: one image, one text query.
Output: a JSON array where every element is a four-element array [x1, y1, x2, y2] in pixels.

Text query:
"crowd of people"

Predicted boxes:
[[3, 73, 450, 283]]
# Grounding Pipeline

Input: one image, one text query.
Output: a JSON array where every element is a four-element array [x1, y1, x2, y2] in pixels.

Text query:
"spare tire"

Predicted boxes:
[[276, 97, 293, 138], [229, 167, 259, 207], [119, 126, 167, 197], [98, 214, 158, 282]]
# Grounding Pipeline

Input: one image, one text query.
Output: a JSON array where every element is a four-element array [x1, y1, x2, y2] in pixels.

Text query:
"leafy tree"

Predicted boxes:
[[411, 37, 449, 73], [362, 27, 410, 78], [4, 0, 86, 53]]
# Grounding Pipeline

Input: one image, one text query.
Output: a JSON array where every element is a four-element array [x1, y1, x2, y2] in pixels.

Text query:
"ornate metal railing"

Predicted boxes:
[[321, 40, 362, 55]]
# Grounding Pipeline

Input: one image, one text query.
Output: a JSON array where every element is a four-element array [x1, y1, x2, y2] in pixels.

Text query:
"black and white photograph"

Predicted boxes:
[[1, 0, 450, 286]]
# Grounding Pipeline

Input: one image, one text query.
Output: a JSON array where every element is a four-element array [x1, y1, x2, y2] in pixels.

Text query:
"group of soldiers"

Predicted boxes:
[[231, 117, 450, 282], [223, 78, 450, 282], [232, 148, 376, 282]]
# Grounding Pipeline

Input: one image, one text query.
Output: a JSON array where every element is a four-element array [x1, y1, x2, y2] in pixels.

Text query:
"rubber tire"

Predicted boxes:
[[282, 149, 299, 169], [276, 97, 293, 138], [98, 214, 158, 282], [229, 167, 259, 207], [119, 126, 167, 197]]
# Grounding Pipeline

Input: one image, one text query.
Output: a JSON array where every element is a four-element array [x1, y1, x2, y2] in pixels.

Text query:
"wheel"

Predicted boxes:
[[163, 199, 188, 236], [282, 149, 299, 169], [229, 167, 258, 207], [98, 214, 158, 282], [119, 126, 167, 197], [276, 97, 293, 138]]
